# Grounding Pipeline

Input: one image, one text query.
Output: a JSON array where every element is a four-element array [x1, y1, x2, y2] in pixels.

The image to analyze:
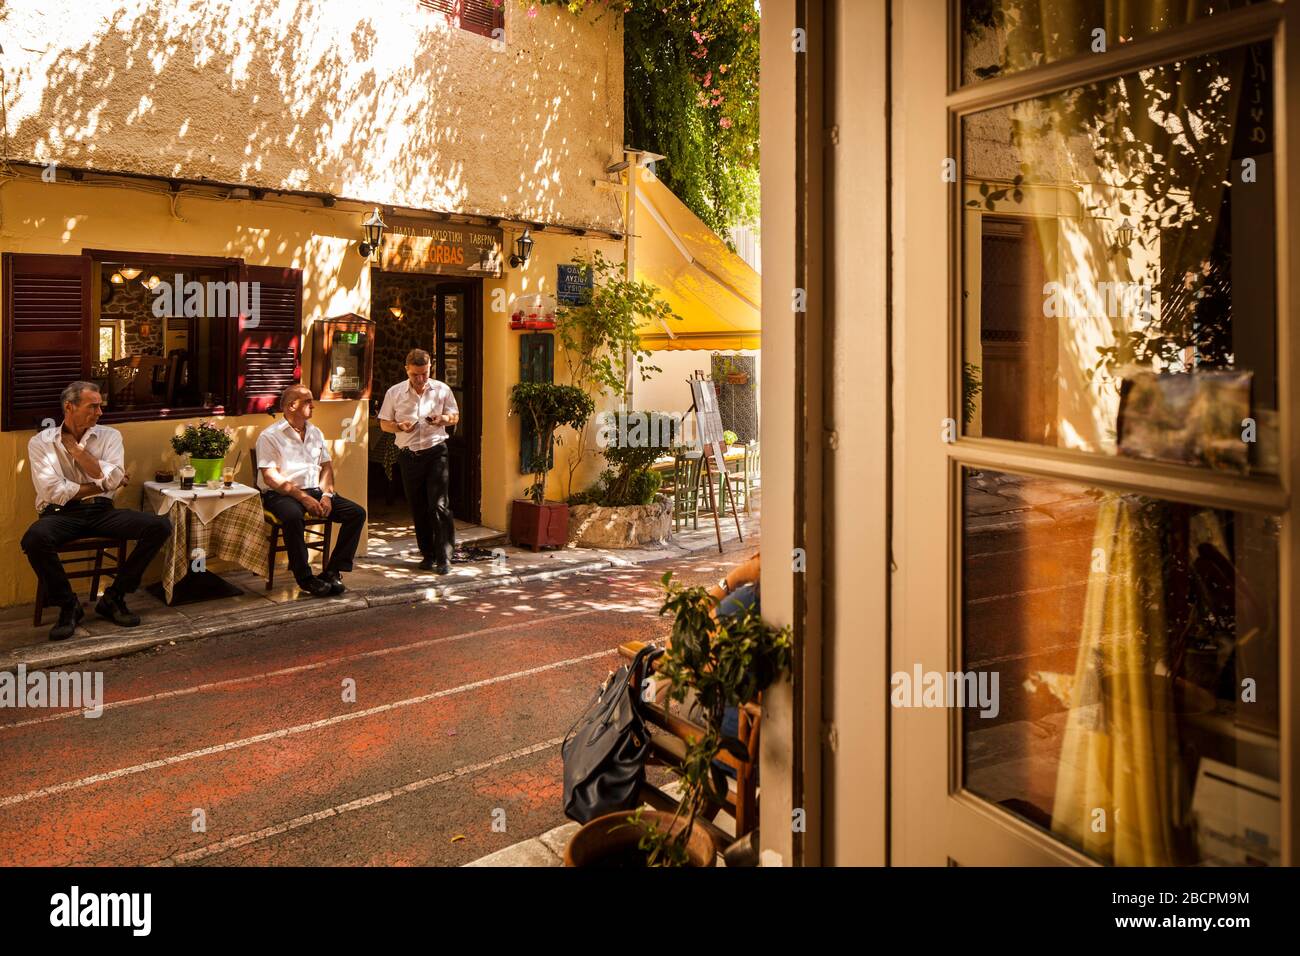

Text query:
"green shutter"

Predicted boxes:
[[519, 333, 555, 474]]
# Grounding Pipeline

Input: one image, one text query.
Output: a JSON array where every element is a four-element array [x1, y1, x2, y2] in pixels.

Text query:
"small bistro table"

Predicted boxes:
[[142, 481, 271, 605]]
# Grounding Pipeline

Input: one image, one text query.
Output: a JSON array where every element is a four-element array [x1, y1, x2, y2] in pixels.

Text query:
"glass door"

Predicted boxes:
[[893, 0, 1294, 866], [435, 282, 480, 523]]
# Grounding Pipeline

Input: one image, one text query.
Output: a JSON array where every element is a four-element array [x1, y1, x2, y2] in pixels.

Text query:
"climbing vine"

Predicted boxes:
[[527, 0, 760, 237]]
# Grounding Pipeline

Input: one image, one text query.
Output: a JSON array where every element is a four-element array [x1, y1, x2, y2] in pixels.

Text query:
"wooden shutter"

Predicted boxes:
[[418, 0, 504, 38], [237, 265, 302, 414], [518, 333, 554, 475], [3, 253, 92, 431]]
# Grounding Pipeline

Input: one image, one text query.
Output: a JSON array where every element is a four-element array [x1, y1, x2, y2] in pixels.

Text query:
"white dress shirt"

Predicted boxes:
[[28, 423, 127, 513], [377, 378, 459, 451], [255, 418, 332, 492]]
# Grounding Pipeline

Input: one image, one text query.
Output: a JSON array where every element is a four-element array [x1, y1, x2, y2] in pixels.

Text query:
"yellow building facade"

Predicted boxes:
[[0, 1, 626, 607]]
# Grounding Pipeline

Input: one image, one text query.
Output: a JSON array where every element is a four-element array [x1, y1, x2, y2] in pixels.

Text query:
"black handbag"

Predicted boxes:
[[561, 644, 664, 824]]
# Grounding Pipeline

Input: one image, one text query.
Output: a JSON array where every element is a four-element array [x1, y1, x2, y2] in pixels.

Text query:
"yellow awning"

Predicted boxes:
[[633, 176, 760, 351]]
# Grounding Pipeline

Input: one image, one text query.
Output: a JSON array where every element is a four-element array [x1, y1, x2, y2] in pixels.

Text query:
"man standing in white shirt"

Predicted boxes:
[[22, 381, 172, 641], [256, 384, 368, 597], [378, 349, 460, 573]]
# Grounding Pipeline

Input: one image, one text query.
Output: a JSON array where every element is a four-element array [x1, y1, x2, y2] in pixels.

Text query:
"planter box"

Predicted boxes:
[[567, 498, 672, 549], [510, 499, 570, 552]]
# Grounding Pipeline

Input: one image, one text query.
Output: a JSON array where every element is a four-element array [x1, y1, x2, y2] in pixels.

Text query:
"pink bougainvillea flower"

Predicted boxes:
[[720, 117, 733, 128]]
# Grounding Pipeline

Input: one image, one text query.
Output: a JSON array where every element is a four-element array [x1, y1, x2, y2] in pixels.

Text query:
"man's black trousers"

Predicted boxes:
[[397, 443, 456, 565], [261, 488, 367, 585], [21, 499, 172, 609]]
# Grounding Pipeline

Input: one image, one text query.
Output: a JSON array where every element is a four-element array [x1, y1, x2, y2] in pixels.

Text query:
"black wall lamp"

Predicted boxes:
[[510, 228, 534, 268], [359, 207, 388, 259]]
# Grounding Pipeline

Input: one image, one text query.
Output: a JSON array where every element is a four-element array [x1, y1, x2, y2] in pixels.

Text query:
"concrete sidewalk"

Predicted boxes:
[[464, 782, 737, 867], [0, 507, 758, 672]]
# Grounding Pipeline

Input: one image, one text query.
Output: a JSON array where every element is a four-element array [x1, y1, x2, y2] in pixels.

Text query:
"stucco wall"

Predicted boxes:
[[1, 0, 625, 230]]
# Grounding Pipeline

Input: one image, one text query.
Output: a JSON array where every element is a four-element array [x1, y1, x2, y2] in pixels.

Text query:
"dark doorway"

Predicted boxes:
[[370, 273, 482, 525]]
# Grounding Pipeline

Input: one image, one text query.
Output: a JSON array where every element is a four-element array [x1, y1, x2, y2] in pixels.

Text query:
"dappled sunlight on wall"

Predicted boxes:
[[4, 0, 623, 229]]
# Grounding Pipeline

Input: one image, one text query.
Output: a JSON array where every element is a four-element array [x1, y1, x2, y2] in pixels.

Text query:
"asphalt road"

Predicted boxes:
[[0, 546, 753, 866]]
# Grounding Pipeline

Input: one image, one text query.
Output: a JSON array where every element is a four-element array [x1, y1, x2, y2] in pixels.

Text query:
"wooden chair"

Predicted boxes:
[[671, 453, 706, 533], [250, 458, 333, 590], [33, 537, 126, 625], [722, 441, 759, 514], [618, 639, 762, 847]]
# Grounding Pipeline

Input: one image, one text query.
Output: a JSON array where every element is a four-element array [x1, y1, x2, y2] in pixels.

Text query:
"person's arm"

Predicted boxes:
[[260, 464, 325, 517], [89, 428, 126, 492], [377, 388, 416, 433], [317, 460, 335, 517], [60, 431, 105, 483], [707, 553, 761, 602], [29, 435, 82, 508], [432, 386, 460, 426]]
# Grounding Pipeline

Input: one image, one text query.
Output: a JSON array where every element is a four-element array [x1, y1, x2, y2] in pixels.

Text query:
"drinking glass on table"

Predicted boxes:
[[221, 465, 234, 488]]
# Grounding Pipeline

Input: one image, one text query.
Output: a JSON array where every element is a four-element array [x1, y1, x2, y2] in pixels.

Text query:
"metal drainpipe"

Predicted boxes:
[[624, 150, 638, 408]]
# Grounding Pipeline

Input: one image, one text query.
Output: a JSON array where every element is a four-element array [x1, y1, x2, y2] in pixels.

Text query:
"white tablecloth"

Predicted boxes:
[[143, 481, 259, 525]]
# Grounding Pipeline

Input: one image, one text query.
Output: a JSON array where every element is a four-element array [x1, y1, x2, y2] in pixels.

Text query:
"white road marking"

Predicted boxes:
[[0, 651, 614, 810], [0, 607, 624, 729], [151, 736, 566, 865]]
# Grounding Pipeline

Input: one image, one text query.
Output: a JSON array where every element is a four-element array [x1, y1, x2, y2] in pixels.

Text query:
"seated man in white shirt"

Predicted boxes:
[[256, 383, 367, 598], [21, 381, 172, 641]]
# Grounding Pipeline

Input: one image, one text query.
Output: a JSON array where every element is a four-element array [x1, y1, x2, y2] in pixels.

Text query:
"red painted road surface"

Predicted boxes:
[[0, 546, 755, 866]]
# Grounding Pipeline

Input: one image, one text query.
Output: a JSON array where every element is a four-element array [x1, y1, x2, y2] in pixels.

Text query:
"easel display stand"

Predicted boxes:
[[687, 374, 744, 553]]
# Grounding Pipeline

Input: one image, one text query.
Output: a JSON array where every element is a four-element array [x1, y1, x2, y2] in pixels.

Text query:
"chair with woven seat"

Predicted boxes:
[[617, 639, 762, 844], [33, 537, 126, 625], [249, 458, 333, 590]]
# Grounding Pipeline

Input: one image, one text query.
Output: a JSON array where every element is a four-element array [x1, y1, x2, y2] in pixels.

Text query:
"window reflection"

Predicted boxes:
[[963, 43, 1277, 474], [962, 468, 1279, 866], [961, 0, 1265, 84]]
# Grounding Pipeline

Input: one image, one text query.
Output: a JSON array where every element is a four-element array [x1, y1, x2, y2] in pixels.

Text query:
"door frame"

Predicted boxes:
[[892, 0, 1299, 866], [434, 279, 482, 525]]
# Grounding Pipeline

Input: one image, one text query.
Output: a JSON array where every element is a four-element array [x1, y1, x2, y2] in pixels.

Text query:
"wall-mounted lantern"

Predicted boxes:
[[359, 207, 388, 259], [510, 228, 534, 268]]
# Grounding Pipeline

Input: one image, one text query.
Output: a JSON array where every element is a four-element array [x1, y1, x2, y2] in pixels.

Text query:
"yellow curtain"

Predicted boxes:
[[1050, 495, 1178, 865]]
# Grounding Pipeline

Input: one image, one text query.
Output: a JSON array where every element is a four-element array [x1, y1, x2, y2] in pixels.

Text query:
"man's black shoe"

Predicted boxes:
[[95, 589, 141, 627], [298, 576, 334, 598], [434, 563, 451, 575], [417, 557, 436, 572], [49, 603, 84, 641], [322, 571, 347, 595]]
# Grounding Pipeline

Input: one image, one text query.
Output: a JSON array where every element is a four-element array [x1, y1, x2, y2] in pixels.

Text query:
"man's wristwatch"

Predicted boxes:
[[321, 491, 335, 500], [717, 576, 731, 596]]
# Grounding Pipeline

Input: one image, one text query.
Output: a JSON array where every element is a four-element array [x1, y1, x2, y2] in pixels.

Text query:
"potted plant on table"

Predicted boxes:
[[170, 420, 235, 485], [565, 572, 793, 867], [508, 382, 595, 550]]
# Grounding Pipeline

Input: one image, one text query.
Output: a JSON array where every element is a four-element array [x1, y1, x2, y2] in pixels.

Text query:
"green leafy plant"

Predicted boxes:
[[722, 429, 738, 447], [508, 382, 596, 505], [553, 251, 678, 497], [170, 420, 235, 459], [632, 571, 792, 866], [963, 363, 983, 426], [572, 410, 677, 506], [531, 0, 760, 236]]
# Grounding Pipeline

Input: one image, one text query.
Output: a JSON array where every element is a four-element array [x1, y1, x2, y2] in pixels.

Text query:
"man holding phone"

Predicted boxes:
[[378, 349, 460, 573]]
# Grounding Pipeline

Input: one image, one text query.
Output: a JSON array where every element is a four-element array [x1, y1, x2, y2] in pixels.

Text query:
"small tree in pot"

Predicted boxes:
[[508, 382, 595, 550], [567, 571, 792, 866]]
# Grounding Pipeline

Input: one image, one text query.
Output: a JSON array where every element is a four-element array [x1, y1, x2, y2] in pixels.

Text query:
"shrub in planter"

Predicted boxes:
[[570, 572, 792, 867], [508, 382, 594, 550], [170, 420, 236, 483]]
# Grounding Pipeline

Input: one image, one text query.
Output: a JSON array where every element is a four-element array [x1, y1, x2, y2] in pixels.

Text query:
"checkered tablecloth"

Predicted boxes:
[[155, 494, 271, 603]]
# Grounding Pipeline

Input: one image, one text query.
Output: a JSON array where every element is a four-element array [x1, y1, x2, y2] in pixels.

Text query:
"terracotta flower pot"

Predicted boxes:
[[510, 499, 569, 552], [564, 810, 716, 867]]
